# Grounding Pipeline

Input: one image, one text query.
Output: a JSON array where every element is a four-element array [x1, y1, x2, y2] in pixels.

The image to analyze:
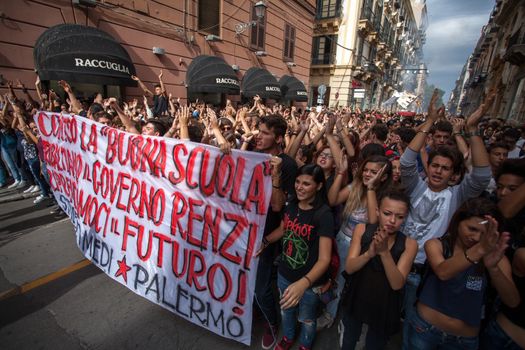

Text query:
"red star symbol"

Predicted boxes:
[[115, 256, 131, 283]]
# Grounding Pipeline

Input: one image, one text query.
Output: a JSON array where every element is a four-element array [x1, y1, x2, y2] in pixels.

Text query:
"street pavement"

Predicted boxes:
[[0, 186, 400, 349]]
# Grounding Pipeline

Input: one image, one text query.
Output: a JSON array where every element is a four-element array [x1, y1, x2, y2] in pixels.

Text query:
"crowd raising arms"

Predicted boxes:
[[1, 73, 525, 350]]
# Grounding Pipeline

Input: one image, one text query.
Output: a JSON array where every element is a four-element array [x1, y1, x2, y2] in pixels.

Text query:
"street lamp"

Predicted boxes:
[[235, 1, 267, 35]]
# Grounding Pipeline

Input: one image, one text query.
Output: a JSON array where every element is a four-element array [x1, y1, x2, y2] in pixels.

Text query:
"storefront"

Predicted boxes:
[[185, 55, 240, 105], [33, 24, 137, 101], [241, 67, 281, 103], [279, 75, 308, 105]]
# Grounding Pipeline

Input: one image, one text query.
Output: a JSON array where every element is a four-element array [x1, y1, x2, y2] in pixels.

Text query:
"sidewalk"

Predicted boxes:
[[0, 185, 42, 204]]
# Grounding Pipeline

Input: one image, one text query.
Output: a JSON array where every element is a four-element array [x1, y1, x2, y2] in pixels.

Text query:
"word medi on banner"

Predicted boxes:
[[35, 111, 272, 345]]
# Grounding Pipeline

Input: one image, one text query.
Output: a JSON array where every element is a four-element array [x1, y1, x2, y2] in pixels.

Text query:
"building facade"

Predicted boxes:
[[0, 0, 316, 103], [309, 0, 427, 109], [456, 0, 525, 121]]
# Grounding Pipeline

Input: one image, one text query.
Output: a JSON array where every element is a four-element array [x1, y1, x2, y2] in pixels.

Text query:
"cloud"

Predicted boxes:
[[423, 0, 494, 99]]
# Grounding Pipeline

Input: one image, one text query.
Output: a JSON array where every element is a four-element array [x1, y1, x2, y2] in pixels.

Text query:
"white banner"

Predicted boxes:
[[35, 112, 272, 345]]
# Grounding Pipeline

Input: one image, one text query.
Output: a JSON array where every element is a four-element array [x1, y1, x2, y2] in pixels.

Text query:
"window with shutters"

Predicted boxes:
[[312, 35, 337, 65], [198, 0, 220, 36], [283, 24, 296, 61], [250, 2, 266, 50]]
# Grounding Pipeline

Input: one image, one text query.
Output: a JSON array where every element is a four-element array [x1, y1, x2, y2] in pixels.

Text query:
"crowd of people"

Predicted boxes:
[[0, 72, 524, 350]]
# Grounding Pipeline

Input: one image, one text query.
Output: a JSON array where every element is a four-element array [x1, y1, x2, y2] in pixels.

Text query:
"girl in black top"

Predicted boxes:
[[258, 164, 334, 350], [341, 190, 418, 350]]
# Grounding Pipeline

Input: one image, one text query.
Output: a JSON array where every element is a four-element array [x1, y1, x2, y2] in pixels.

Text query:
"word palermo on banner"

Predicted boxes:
[[35, 111, 272, 345]]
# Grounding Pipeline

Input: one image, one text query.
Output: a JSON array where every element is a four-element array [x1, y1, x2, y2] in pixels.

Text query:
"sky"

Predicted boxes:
[[424, 0, 495, 100]]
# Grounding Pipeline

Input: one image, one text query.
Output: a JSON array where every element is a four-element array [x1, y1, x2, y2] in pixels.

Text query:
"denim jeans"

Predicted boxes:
[[277, 273, 319, 348], [254, 244, 278, 327], [0, 158, 6, 185], [341, 313, 388, 350], [406, 309, 479, 350], [479, 317, 522, 350], [402, 271, 421, 350], [1, 145, 22, 181], [325, 232, 352, 319], [27, 158, 49, 197]]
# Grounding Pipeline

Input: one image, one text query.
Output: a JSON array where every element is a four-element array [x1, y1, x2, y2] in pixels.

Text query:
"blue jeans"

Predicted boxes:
[[277, 273, 319, 348], [402, 271, 421, 350], [341, 313, 388, 350], [27, 158, 49, 197], [254, 244, 278, 326], [406, 308, 479, 350], [325, 232, 352, 319], [1, 145, 22, 181], [0, 157, 6, 185], [480, 317, 522, 350]]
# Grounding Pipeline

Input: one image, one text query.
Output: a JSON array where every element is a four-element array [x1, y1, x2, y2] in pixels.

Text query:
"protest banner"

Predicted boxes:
[[35, 111, 272, 345]]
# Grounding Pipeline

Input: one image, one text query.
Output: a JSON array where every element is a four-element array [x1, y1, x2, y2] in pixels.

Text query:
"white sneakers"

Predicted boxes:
[[34, 195, 46, 204], [24, 185, 40, 193], [8, 180, 21, 189]]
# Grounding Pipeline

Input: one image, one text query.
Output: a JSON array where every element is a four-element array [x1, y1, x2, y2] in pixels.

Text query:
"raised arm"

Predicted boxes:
[[109, 98, 139, 134], [57, 80, 82, 114], [131, 75, 154, 97], [407, 90, 442, 153], [158, 70, 167, 95], [336, 117, 356, 158], [328, 152, 350, 206], [465, 90, 494, 168], [325, 115, 343, 164], [286, 118, 310, 161], [16, 79, 37, 107]]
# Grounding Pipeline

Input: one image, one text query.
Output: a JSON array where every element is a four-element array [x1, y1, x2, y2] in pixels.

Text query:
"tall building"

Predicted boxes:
[[309, 0, 427, 109], [457, 0, 525, 121], [0, 0, 316, 103]]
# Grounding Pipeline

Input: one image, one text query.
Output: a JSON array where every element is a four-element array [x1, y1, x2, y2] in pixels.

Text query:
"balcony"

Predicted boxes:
[[315, 0, 343, 31], [504, 30, 525, 65], [312, 53, 336, 66], [358, 4, 374, 34]]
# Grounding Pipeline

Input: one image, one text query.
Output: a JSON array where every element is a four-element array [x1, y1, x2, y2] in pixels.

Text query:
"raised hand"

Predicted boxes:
[[325, 113, 336, 135], [336, 152, 348, 174], [479, 216, 500, 255], [451, 117, 465, 134], [373, 228, 389, 256], [58, 80, 72, 93], [483, 231, 510, 269], [367, 164, 387, 190], [466, 88, 496, 133]]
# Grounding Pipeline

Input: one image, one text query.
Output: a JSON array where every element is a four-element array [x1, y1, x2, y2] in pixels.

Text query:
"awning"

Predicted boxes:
[[186, 55, 240, 95], [241, 67, 281, 100], [279, 75, 308, 102], [34, 24, 137, 86]]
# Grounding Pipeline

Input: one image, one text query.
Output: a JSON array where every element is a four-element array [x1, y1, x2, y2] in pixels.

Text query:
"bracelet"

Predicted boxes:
[[464, 249, 479, 265], [419, 130, 430, 134], [367, 187, 376, 191], [465, 130, 481, 137], [303, 275, 312, 288], [272, 184, 281, 189], [262, 237, 270, 246], [453, 132, 462, 136]]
